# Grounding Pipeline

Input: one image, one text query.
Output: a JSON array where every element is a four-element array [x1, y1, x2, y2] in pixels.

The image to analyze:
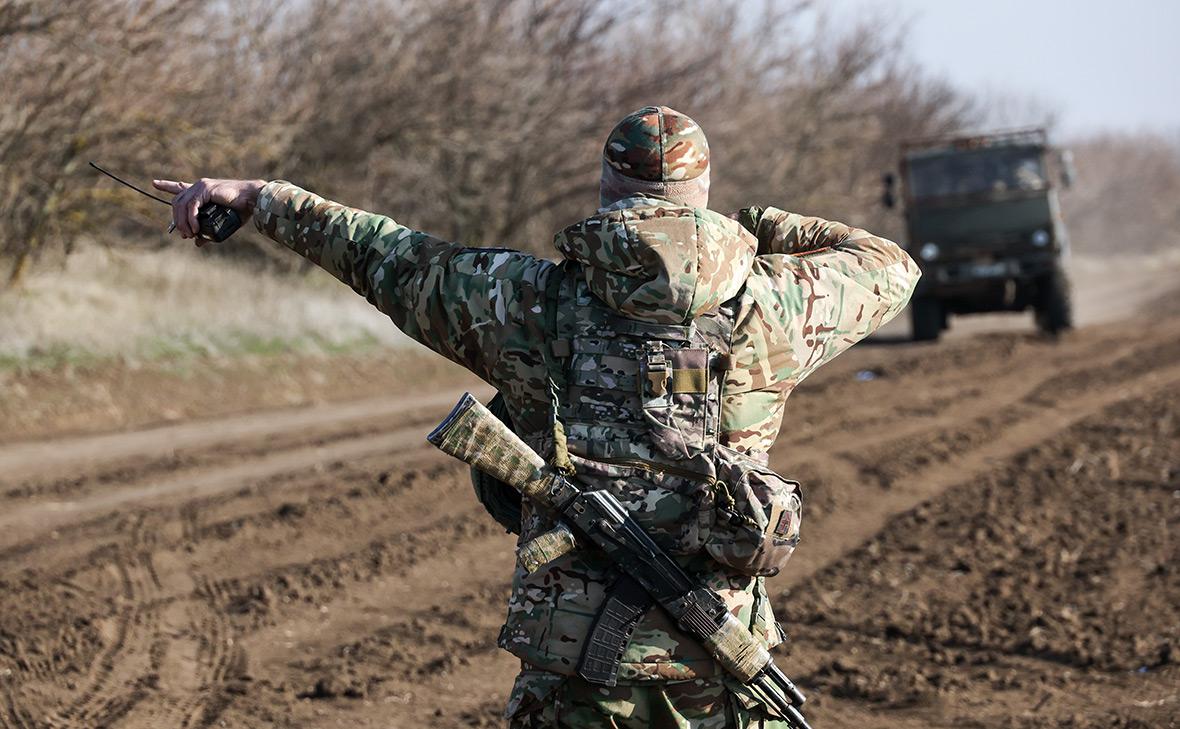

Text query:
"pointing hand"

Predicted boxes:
[[151, 177, 265, 243]]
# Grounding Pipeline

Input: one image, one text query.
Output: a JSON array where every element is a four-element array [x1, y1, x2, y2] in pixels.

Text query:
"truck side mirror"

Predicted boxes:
[[1058, 149, 1076, 189], [881, 172, 897, 209]]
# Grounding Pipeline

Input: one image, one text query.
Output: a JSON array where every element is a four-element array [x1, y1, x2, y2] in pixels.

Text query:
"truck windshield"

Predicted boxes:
[[907, 147, 1046, 201]]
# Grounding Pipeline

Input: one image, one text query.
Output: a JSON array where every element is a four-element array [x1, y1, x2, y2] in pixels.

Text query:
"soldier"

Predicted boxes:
[[154, 106, 919, 727]]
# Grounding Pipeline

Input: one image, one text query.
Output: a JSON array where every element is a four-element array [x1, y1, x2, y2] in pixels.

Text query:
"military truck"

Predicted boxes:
[[883, 128, 1075, 341]]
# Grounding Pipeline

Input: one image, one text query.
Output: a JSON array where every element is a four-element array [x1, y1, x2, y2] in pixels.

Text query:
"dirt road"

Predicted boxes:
[[1, 274, 1177, 728]]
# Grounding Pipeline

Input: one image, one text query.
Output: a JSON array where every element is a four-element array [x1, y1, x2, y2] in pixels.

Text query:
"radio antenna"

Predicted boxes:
[[89, 162, 173, 206]]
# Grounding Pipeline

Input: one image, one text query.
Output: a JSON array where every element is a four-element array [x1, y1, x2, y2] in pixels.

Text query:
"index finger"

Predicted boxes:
[[152, 179, 191, 196]]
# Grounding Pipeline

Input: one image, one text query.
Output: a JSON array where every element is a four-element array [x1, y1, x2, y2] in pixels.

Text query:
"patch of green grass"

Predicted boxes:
[[0, 330, 389, 374], [138, 334, 214, 361], [0, 343, 104, 373], [305, 331, 382, 355]]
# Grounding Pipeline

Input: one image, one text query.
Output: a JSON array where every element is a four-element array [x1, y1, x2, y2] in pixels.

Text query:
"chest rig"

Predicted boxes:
[[508, 260, 747, 567], [549, 262, 739, 479], [473, 260, 741, 538]]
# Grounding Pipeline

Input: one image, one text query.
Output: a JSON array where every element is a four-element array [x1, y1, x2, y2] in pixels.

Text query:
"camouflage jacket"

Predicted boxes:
[[254, 181, 920, 685]]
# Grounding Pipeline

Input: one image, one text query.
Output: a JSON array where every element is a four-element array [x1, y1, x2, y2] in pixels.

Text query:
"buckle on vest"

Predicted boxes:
[[642, 353, 670, 397]]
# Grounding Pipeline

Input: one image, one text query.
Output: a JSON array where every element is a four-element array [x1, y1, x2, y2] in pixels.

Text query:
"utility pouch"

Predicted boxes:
[[639, 347, 710, 461], [706, 446, 802, 576]]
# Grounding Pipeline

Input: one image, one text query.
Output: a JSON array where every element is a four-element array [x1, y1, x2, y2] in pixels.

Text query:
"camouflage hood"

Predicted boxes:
[[553, 197, 757, 324]]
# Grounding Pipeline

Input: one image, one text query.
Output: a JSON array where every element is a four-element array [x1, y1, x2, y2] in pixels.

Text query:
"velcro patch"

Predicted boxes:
[[773, 510, 798, 540]]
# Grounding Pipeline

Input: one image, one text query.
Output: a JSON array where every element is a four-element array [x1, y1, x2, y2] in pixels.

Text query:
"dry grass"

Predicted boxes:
[[0, 240, 410, 369]]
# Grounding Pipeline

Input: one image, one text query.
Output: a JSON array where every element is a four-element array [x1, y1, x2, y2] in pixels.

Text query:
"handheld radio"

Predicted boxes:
[[89, 162, 243, 242]]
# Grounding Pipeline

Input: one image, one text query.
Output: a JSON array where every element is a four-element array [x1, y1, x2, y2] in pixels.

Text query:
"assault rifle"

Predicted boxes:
[[427, 393, 811, 729]]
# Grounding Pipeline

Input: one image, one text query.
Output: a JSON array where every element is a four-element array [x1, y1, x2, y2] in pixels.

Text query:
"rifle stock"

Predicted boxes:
[[427, 393, 552, 499]]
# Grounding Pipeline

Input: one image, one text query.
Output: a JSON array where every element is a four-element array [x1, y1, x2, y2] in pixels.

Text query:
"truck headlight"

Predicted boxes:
[[1031, 229, 1051, 247], [919, 242, 940, 261]]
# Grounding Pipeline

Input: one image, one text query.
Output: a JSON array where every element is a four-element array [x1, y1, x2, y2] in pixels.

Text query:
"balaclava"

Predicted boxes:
[[599, 105, 710, 210]]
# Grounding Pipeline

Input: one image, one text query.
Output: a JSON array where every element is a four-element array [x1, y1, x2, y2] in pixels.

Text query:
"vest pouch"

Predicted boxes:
[[639, 347, 710, 461], [706, 446, 802, 576]]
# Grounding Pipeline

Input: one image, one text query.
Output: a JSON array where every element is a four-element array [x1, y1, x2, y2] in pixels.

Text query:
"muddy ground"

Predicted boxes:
[[0, 265, 1177, 728]]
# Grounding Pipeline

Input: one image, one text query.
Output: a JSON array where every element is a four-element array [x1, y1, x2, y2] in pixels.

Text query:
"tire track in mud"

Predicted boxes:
[[43, 516, 159, 729], [0, 406, 446, 507], [842, 335, 1180, 490], [1, 682, 38, 729], [769, 328, 1141, 526], [0, 389, 483, 484], [1, 511, 251, 729], [0, 421, 450, 557], [146, 456, 516, 725], [103, 563, 247, 729], [230, 524, 518, 728], [165, 479, 514, 727], [178, 576, 247, 728], [1, 453, 507, 727], [783, 325, 1145, 457]]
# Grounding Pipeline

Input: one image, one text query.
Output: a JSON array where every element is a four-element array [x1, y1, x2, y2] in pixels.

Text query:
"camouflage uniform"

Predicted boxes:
[[253, 107, 919, 727]]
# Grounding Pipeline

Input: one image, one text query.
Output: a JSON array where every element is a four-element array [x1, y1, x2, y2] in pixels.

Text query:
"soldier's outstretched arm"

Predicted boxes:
[[247, 181, 554, 382], [739, 206, 920, 383], [233, 180, 551, 382]]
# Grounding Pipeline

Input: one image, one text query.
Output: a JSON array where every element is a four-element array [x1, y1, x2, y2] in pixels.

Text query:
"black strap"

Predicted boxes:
[[576, 575, 655, 686], [547, 262, 580, 408]]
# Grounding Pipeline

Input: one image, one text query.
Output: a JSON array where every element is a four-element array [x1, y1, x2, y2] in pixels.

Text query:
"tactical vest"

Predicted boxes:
[[478, 261, 803, 681]]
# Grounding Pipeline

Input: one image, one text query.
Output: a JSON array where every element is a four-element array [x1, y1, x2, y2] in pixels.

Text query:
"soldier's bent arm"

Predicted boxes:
[[252, 181, 552, 384], [739, 205, 920, 385]]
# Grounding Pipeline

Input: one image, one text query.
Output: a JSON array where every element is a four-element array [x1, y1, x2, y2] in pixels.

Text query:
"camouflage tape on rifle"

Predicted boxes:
[[701, 611, 774, 682], [517, 524, 578, 573], [427, 393, 553, 500]]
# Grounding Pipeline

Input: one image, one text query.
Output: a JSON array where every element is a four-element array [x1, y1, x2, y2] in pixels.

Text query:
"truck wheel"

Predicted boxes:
[[1035, 269, 1074, 336], [911, 297, 944, 341]]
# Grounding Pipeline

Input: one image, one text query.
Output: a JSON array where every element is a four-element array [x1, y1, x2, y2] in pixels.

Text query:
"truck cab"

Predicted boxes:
[[886, 128, 1074, 341]]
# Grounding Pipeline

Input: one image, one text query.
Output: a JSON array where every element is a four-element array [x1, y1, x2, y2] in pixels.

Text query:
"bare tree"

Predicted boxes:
[[0, 0, 980, 284], [1062, 133, 1180, 255]]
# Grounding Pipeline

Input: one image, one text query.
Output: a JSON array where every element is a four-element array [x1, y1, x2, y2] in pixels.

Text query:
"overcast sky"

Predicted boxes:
[[818, 0, 1179, 137]]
